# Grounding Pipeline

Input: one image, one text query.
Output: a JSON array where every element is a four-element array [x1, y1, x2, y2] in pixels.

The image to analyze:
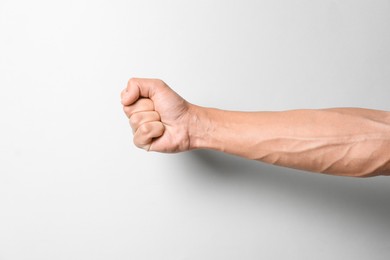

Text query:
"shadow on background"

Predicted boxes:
[[181, 149, 390, 232]]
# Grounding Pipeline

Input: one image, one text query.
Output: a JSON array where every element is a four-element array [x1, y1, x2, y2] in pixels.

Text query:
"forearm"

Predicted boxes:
[[189, 106, 390, 177]]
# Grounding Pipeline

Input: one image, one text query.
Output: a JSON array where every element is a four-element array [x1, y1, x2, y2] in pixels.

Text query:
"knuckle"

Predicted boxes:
[[133, 135, 143, 148], [154, 78, 163, 85], [138, 98, 154, 110], [129, 113, 141, 127], [155, 79, 166, 89], [139, 123, 151, 135], [127, 77, 137, 85], [123, 106, 132, 116]]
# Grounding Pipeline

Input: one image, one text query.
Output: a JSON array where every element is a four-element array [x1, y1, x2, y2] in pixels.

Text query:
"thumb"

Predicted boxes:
[[121, 78, 161, 106]]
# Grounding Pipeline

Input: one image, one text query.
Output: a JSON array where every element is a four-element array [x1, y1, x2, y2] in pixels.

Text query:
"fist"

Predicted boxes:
[[121, 78, 193, 153]]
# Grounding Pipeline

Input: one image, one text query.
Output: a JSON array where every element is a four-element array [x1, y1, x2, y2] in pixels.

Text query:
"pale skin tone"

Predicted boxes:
[[121, 78, 390, 177]]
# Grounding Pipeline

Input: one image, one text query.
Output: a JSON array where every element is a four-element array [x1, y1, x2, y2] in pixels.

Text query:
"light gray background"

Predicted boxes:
[[0, 0, 389, 259]]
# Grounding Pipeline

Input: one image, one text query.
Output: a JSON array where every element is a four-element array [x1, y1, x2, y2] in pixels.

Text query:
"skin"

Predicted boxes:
[[121, 78, 390, 177]]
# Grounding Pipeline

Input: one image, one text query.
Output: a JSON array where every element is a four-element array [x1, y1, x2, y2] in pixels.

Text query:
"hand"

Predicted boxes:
[[121, 78, 194, 153]]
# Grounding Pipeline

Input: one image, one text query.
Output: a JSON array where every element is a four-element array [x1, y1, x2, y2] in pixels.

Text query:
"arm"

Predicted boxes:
[[190, 106, 390, 177], [121, 78, 390, 177]]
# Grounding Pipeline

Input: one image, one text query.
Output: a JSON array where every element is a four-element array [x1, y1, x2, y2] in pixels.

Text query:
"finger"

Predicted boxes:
[[122, 78, 165, 106], [123, 98, 154, 118], [133, 121, 165, 151], [129, 111, 161, 133]]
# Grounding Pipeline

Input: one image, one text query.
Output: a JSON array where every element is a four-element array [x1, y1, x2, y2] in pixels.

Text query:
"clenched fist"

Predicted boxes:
[[121, 78, 196, 153]]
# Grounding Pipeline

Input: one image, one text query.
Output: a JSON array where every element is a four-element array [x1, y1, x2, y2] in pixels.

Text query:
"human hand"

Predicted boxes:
[[121, 78, 194, 152]]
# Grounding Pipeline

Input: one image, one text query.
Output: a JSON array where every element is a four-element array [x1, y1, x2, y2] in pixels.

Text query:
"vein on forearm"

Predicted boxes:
[[199, 107, 390, 177], [252, 134, 390, 176]]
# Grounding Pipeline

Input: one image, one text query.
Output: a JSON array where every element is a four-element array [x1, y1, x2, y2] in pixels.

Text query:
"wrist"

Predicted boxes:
[[187, 104, 217, 150]]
